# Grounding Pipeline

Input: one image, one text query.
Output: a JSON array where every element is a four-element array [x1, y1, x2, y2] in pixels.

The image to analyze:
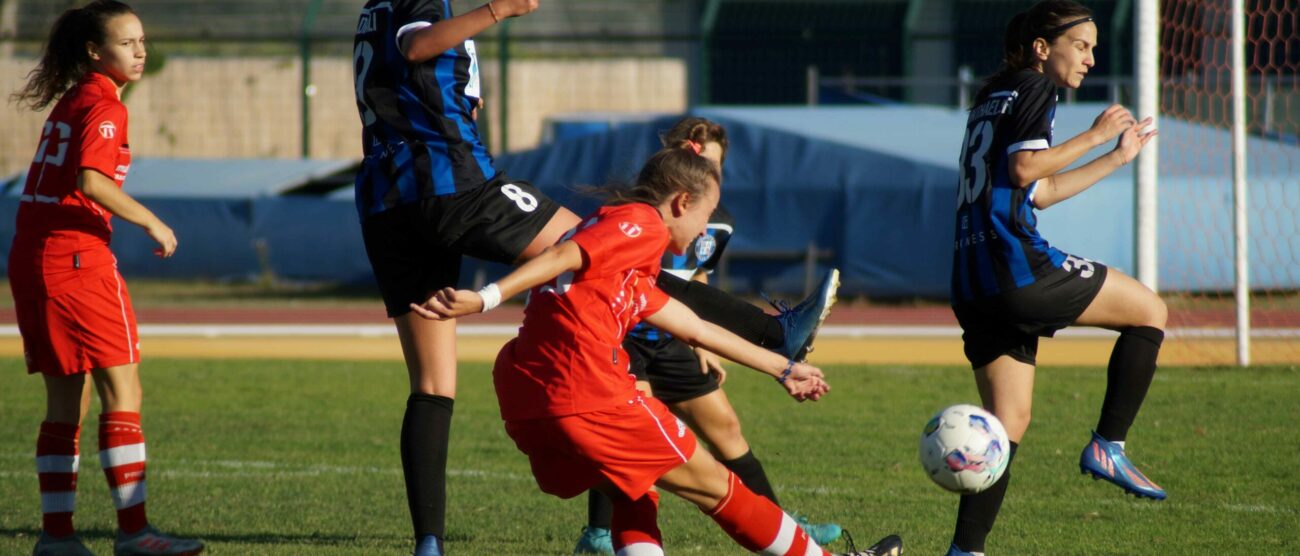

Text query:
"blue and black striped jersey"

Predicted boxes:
[[630, 205, 735, 341], [951, 70, 1068, 304], [353, 0, 497, 219]]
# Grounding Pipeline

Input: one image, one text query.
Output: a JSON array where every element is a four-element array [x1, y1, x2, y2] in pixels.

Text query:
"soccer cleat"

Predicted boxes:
[[792, 512, 842, 546], [572, 526, 614, 555], [413, 535, 443, 556], [113, 526, 203, 556], [32, 533, 96, 556], [835, 532, 903, 556], [769, 268, 840, 362], [1079, 430, 1166, 500], [945, 543, 983, 556]]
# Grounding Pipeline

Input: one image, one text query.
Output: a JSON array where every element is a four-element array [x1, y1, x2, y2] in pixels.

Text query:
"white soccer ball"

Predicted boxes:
[[918, 404, 1010, 494]]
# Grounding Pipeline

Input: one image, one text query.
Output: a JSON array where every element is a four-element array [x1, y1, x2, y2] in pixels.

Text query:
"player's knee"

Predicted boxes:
[[1140, 294, 1168, 329]]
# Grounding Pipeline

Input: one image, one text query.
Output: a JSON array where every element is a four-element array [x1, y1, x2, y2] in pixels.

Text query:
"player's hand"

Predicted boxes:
[[409, 287, 481, 320], [1090, 104, 1137, 144], [780, 362, 830, 402], [695, 347, 727, 385], [495, 0, 540, 18], [146, 220, 177, 258], [1112, 117, 1157, 166], [471, 97, 484, 121]]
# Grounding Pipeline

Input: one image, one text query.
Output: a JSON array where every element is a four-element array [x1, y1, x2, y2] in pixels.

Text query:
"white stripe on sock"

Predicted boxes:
[[760, 512, 798, 555], [100, 443, 146, 468], [40, 491, 76, 513], [110, 479, 147, 509], [616, 542, 665, 556], [36, 454, 79, 473]]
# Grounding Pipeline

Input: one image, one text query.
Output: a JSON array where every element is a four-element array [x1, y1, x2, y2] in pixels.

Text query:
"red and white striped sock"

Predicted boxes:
[[36, 421, 81, 538], [99, 412, 148, 534], [611, 490, 663, 555], [705, 471, 828, 556]]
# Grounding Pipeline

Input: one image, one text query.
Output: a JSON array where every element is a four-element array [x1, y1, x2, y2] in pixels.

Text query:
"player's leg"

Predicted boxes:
[[34, 374, 93, 554], [948, 355, 1033, 556], [1072, 267, 1168, 499], [91, 363, 204, 555]]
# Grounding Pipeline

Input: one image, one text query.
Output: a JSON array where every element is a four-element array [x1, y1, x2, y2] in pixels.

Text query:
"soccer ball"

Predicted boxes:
[[918, 404, 1010, 494]]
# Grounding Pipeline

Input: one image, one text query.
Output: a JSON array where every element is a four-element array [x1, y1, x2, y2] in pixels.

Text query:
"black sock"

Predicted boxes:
[[952, 441, 1018, 553], [402, 393, 453, 540], [586, 489, 613, 529], [1096, 326, 1164, 443], [721, 450, 778, 505], [655, 271, 785, 348]]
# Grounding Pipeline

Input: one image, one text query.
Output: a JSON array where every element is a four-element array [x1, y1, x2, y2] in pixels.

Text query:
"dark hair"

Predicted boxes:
[[978, 0, 1094, 99], [11, 1, 136, 110], [599, 141, 721, 207], [661, 117, 729, 163]]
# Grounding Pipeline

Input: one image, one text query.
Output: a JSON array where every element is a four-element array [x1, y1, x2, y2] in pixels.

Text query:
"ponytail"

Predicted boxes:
[[977, 0, 1093, 101], [596, 141, 720, 207], [661, 117, 729, 163], [11, 0, 136, 110]]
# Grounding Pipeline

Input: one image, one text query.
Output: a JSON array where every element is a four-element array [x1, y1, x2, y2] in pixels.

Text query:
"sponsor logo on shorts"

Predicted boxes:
[[619, 222, 642, 238], [99, 121, 116, 139]]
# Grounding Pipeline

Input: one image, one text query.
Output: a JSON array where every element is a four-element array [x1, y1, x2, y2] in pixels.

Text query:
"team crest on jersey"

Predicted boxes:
[[694, 234, 716, 262], [619, 222, 642, 238], [98, 121, 116, 139]]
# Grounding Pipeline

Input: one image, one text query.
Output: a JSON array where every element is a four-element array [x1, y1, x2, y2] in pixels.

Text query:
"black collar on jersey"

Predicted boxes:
[[1044, 16, 1094, 37]]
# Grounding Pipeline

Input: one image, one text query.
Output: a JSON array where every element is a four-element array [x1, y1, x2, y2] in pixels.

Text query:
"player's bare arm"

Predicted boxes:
[[1029, 117, 1156, 210], [1008, 104, 1137, 188], [410, 239, 583, 319], [644, 299, 829, 401], [76, 169, 176, 258], [400, 0, 539, 63]]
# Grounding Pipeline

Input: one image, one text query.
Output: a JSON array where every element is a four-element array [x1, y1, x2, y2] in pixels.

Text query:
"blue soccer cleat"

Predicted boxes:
[[413, 535, 442, 556], [1079, 431, 1166, 500], [792, 512, 842, 546], [946, 543, 983, 556], [32, 532, 95, 556], [572, 526, 613, 555], [770, 269, 840, 362]]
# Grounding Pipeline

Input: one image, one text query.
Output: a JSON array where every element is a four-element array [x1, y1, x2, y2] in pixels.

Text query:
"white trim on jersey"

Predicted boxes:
[[36, 454, 79, 473], [616, 543, 665, 556], [1007, 139, 1049, 154], [395, 21, 433, 51], [706, 222, 734, 234], [1028, 181, 1040, 204], [636, 398, 689, 464], [110, 271, 137, 364], [661, 267, 696, 281]]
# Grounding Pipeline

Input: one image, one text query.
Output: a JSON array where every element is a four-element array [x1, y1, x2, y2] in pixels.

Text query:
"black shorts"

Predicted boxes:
[[953, 256, 1108, 369], [625, 335, 720, 404], [361, 175, 561, 317]]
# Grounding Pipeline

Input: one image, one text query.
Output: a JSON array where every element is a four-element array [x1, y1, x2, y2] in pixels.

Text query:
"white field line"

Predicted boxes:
[[0, 324, 1294, 339], [0, 456, 531, 482]]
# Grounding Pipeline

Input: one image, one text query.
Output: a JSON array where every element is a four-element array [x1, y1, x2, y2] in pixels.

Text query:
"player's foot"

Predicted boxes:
[[1079, 430, 1166, 500], [770, 268, 840, 361], [791, 511, 842, 545], [32, 532, 95, 556], [572, 526, 613, 554], [113, 526, 203, 556], [945, 543, 983, 556], [413, 535, 443, 556], [835, 532, 902, 556]]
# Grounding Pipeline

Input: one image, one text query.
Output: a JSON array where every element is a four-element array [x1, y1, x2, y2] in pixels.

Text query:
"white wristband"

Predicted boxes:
[[478, 283, 502, 312]]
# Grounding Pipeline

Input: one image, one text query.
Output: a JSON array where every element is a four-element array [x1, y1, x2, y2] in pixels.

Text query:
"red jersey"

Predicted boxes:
[[495, 203, 673, 421], [11, 72, 130, 290]]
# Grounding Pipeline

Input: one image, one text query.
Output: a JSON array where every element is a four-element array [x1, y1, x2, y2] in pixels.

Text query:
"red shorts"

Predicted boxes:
[[12, 269, 140, 375], [504, 396, 697, 500]]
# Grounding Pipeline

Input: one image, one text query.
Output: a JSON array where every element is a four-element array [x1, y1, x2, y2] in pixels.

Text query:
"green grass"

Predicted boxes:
[[1, 360, 1297, 555]]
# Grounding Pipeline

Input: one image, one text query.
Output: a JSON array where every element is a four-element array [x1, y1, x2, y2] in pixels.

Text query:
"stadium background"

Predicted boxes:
[[0, 0, 1296, 365]]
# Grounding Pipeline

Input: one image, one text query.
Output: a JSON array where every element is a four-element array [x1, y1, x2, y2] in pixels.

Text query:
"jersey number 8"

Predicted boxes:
[[501, 183, 539, 213]]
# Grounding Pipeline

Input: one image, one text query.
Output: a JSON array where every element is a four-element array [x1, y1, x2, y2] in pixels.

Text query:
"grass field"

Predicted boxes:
[[1, 359, 1297, 555]]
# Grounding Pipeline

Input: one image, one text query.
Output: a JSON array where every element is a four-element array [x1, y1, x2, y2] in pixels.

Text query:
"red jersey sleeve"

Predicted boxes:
[[77, 100, 126, 181], [570, 204, 670, 278]]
